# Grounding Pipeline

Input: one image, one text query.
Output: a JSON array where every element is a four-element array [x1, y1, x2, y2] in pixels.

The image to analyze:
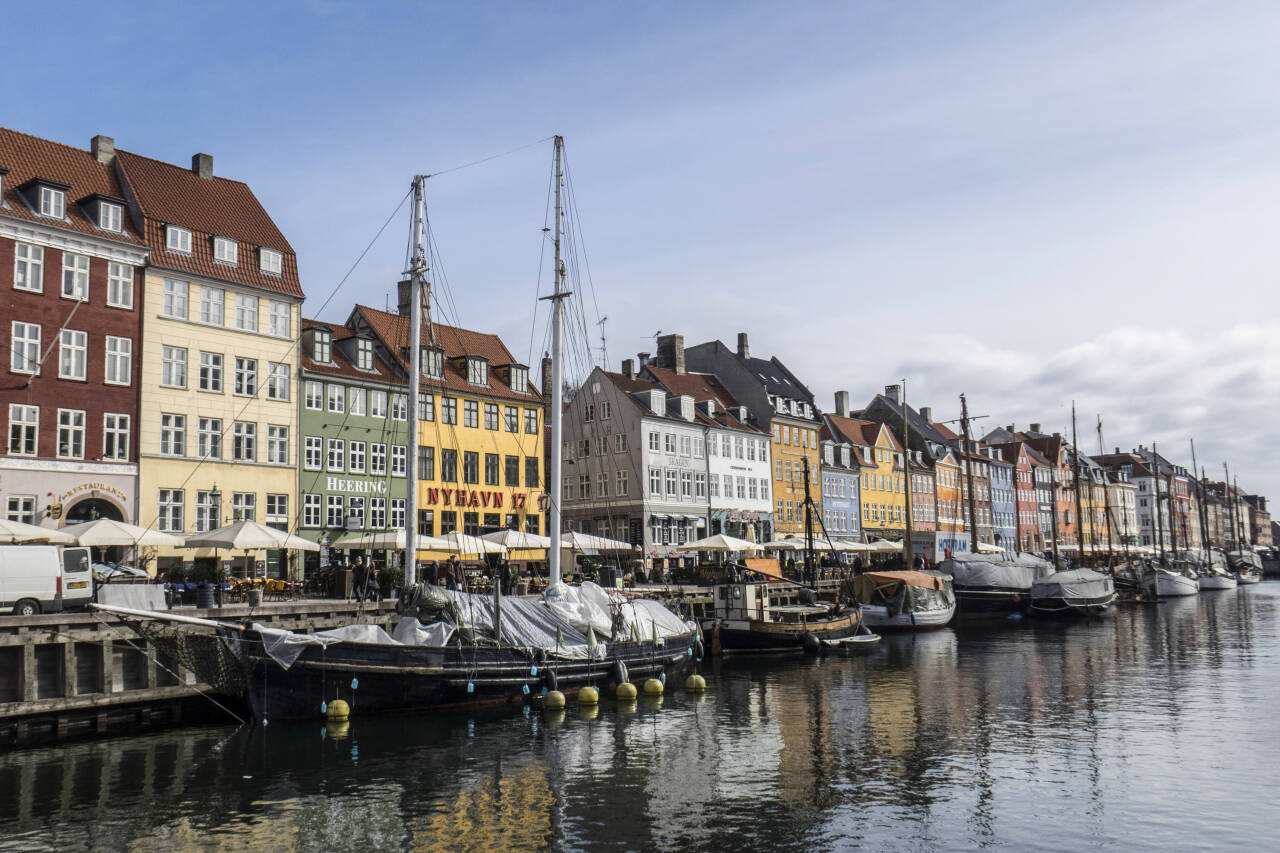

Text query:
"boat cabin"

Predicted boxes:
[[712, 581, 830, 625]]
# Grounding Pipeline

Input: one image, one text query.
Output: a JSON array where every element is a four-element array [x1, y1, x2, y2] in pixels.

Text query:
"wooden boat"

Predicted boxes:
[[1142, 564, 1199, 598], [849, 570, 956, 631], [1228, 550, 1263, 585], [1030, 568, 1116, 617], [707, 580, 867, 654], [1197, 569, 1238, 590]]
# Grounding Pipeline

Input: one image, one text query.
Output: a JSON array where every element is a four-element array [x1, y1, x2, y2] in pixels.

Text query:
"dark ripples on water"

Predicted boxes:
[[2, 585, 1277, 852]]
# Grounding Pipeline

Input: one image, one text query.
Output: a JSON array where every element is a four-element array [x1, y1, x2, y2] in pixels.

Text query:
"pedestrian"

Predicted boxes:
[[365, 567, 381, 602], [913, 553, 924, 570], [853, 556, 864, 575], [427, 560, 439, 586]]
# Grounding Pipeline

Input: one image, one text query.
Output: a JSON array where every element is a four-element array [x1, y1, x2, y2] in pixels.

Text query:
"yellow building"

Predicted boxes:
[[353, 304, 545, 559], [826, 415, 906, 541], [117, 150, 303, 575]]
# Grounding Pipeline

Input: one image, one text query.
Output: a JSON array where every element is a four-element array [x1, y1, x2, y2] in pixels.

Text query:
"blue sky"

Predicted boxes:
[[8, 0, 1280, 502]]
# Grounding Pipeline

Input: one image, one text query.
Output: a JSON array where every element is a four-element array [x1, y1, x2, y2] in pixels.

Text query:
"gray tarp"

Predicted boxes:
[[257, 620, 456, 670], [1030, 569, 1114, 600], [941, 552, 1053, 589]]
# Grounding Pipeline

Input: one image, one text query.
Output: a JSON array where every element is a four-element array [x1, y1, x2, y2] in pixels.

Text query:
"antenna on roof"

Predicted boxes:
[[596, 316, 608, 366]]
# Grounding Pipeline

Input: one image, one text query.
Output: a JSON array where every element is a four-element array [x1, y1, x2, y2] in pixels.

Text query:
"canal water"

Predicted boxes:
[[2, 584, 1277, 852]]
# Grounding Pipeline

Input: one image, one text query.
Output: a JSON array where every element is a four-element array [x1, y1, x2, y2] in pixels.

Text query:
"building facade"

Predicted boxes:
[[988, 450, 1017, 554], [1, 131, 147, 536], [818, 434, 863, 544]]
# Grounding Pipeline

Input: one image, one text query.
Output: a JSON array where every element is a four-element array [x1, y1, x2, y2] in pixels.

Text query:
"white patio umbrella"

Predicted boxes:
[[482, 529, 553, 549], [0, 518, 75, 544], [676, 533, 757, 552], [62, 518, 184, 548], [833, 540, 872, 552], [435, 530, 507, 556], [759, 538, 806, 551], [975, 541, 1004, 554], [559, 531, 635, 551], [183, 520, 319, 551], [331, 529, 450, 551], [868, 539, 903, 553]]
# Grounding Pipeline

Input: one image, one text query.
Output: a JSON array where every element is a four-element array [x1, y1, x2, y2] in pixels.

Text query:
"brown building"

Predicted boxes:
[[1, 129, 147, 530]]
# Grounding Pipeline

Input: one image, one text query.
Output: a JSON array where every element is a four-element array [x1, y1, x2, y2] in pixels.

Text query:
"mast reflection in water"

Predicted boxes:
[[3, 586, 1278, 851]]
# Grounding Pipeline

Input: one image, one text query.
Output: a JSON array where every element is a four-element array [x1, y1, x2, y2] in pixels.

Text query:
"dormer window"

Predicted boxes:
[[213, 237, 238, 265], [356, 338, 374, 371], [39, 185, 66, 218], [509, 365, 528, 393], [99, 201, 122, 232], [313, 330, 332, 364], [420, 347, 444, 378], [167, 225, 192, 254], [466, 356, 488, 386], [259, 248, 282, 275]]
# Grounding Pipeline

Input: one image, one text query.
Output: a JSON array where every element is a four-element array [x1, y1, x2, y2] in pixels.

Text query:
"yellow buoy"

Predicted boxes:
[[615, 681, 638, 700], [685, 674, 706, 692], [643, 678, 664, 696], [579, 704, 600, 721], [325, 699, 350, 720], [578, 685, 599, 705], [544, 690, 566, 709]]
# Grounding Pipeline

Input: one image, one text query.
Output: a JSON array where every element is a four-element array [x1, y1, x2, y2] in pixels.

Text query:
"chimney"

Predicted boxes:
[[637, 352, 651, 367], [920, 406, 932, 424], [1007, 424, 1015, 432], [90, 135, 115, 164], [656, 333, 686, 375], [1030, 423, 1042, 433], [541, 354, 552, 402], [192, 153, 213, 180], [736, 332, 750, 359], [834, 390, 850, 417], [621, 358, 635, 379], [884, 384, 900, 404], [1052, 432, 1061, 439]]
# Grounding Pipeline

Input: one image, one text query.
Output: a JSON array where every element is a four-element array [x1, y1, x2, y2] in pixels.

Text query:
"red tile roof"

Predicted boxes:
[[931, 421, 960, 441], [115, 150, 302, 298], [823, 414, 902, 453], [300, 318, 398, 384], [0, 127, 144, 245], [352, 305, 543, 404], [643, 366, 765, 434]]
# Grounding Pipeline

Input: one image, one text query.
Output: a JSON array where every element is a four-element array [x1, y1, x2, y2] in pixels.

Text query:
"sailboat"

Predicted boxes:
[[96, 138, 698, 721]]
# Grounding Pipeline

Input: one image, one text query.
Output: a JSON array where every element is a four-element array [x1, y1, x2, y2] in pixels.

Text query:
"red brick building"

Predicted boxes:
[[1, 129, 147, 528]]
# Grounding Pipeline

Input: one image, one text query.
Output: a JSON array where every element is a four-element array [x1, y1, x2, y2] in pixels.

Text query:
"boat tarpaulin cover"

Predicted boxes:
[[848, 571, 955, 617], [1030, 569, 1115, 600], [256, 623, 397, 669], [940, 558, 1040, 590], [448, 590, 599, 660], [543, 581, 695, 643]]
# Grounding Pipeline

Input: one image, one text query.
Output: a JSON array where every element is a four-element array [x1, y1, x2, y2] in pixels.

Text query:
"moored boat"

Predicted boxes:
[[940, 552, 1053, 618], [1030, 568, 1116, 617], [850, 570, 956, 631], [1141, 564, 1200, 598], [1197, 569, 1238, 590], [1228, 550, 1263, 585], [707, 580, 868, 654]]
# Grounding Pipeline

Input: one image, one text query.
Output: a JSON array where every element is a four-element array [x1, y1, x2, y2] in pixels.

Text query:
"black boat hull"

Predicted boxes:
[[1029, 594, 1115, 618], [953, 585, 1031, 618], [232, 629, 697, 721], [708, 611, 863, 654]]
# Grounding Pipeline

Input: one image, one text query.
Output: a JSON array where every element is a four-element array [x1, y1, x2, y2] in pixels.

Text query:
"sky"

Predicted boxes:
[[7, 0, 1280, 502]]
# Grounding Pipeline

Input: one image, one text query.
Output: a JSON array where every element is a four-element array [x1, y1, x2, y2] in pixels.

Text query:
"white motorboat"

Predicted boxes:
[[1142, 566, 1199, 598]]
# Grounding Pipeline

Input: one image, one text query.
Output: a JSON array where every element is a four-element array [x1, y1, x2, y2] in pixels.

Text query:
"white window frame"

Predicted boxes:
[[158, 489, 184, 533], [391, 445, 407, 477], [370, 390, 387, 418], [99, 201, 123, 233], [266, 362, 290, 401], [233, 421, 257, 462], [349, 387, 366, 416], [160, 413, 186, 456], [6, 495, 37, 524], [166, 225, 192, 254], [8, 404, 38, 456], [39, 186, 66, 219], [197, 417, 222, 460], [313, 331, 332, 364], [61, 252, 89, 301], [234, 357, 258, 396], [302, 494, 321, 528], [370, 443, 387, 475], [304, 435, 322, 470], [259, 247, 283, 275], [235, 293, 258, 332], [356, 338, 374, 370], [327, 383, 345, 413], [199, 351, 223, 392], [56, 408, 85, 459], [14, 243, 44, 293], [231, 492, 256, 522], [59, 329, 87, 380], [213, 236, 238, 265], [348, 440, 366, 473], [162, 279, 188, 319], [327, 438, 345, 471], [265, 494, 288, 524], [199, 285, 225, 325], [268, 301, 290, 338], [11, 321, 40, 374], [106, 262, 133, 308], [161, 345, 187, 388], [267, 425, 289, 464], [305, 380, 323, 410]]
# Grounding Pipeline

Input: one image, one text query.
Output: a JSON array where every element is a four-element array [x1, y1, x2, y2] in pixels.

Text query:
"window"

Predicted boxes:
[[98, 201, 123, 232], [441, 449, 457, 482], [441, 397, 457, 425], [233, 422, 256, 461], [197, 417, 222, 460], [419, 394, 434, 422], [160, 345, 186, 387], [464, 400, 479, 428], [59, 330, 87, 380], [166, 225, 192, 254], [681, 435, 692, 456], [313, 330, 331, 363], [199, 286, 224, 325], [509, 366, 528, 393], [649, 432, 659, 451], [213, 237, 238, 265], [266, 494, 287, 525], [584, 404, 594, 423], [14, 243, 43, 292], [5, 495, 36, 524], [326, 495, 345, 528], [487, 453, 501, 486], [484, 403, 499, 430], [696, 473, 707, 498], [39, 186, 66, 218], [370, 390, 387, 418], [268, 301, 290, 337], [163, 279, 188, 318], [505, 406, 519, 433], [525, 456, 539, 488], [107, 262, 133, 308], [8, 404, 38, 455], [504, 455, 519, 487], [160, 413, 185, 456], [525, 515, 540, 535], [267, 363, 290, 401], [525, 408, 539, 434], [234, 358, 258, 396], [600, 401, 611, 420], [348, 386, 365, 415], [267, 425, 289, 464], [597, 473, 608, 498], [614, 434, 628, 452], [232, 493, 256, 522], [347, 440, 366, 473], [356, 338, 374, 370], [616, 470, 629, 497], [418, 446, 435, 480], [369, 497, 386, 529], [327, 438, 345, 471], [194, 351, 222, 392], [370, 443, 387, 475], [422, 347, 444, 378], [466, 357, 487, 385], [158, 489, 184, 532], [666, 470, 678, 497], [102, 413, 129, 461], [710, 473, 720, 498], [463, 451, 479, 484], [235, 293, 258, 331], [304, 436, 322, 469], [664, 434, 676, 453], [10, 321, 40, 374], [391, 445, 407, 476], [650, 468, 662, 496], [54, 409, 84, 458], [195, 491, 219, 532], [577, 475, 589, 499], [300, 381, 321, 410], [260, 248, 283, 275], [390, 499, 406, 529]]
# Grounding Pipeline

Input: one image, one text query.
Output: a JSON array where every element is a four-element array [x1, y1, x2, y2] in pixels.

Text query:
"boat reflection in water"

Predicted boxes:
[[2, 585, 1276, 851]]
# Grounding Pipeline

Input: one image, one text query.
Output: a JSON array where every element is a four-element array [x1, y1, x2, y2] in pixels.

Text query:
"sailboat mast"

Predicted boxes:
[[901, 380, 914, 568], [547, 136, 567, 591], [405, 174, 428, 589], [1153, 442, 1166, 564], [1190, 439, 1208, 561], [1071, 402, 1087, 562], [959, 394, 980, 555]]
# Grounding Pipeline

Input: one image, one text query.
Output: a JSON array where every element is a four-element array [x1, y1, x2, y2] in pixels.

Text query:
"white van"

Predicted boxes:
[[0, 545, 93, 616]]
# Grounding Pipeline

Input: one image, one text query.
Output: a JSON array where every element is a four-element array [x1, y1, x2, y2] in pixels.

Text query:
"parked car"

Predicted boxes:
[[0, 545, 93, 616]]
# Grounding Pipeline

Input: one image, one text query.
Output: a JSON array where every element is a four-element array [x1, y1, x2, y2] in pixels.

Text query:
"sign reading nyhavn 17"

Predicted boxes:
[[425, 489, 532, 509]]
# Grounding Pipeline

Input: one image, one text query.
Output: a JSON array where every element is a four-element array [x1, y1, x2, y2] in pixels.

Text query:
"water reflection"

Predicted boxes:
[[2, 585, 1277, 851]]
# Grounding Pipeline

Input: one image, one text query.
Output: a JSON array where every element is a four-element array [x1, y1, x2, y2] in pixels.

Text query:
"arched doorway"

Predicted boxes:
[[65, 498, 126, 563]]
